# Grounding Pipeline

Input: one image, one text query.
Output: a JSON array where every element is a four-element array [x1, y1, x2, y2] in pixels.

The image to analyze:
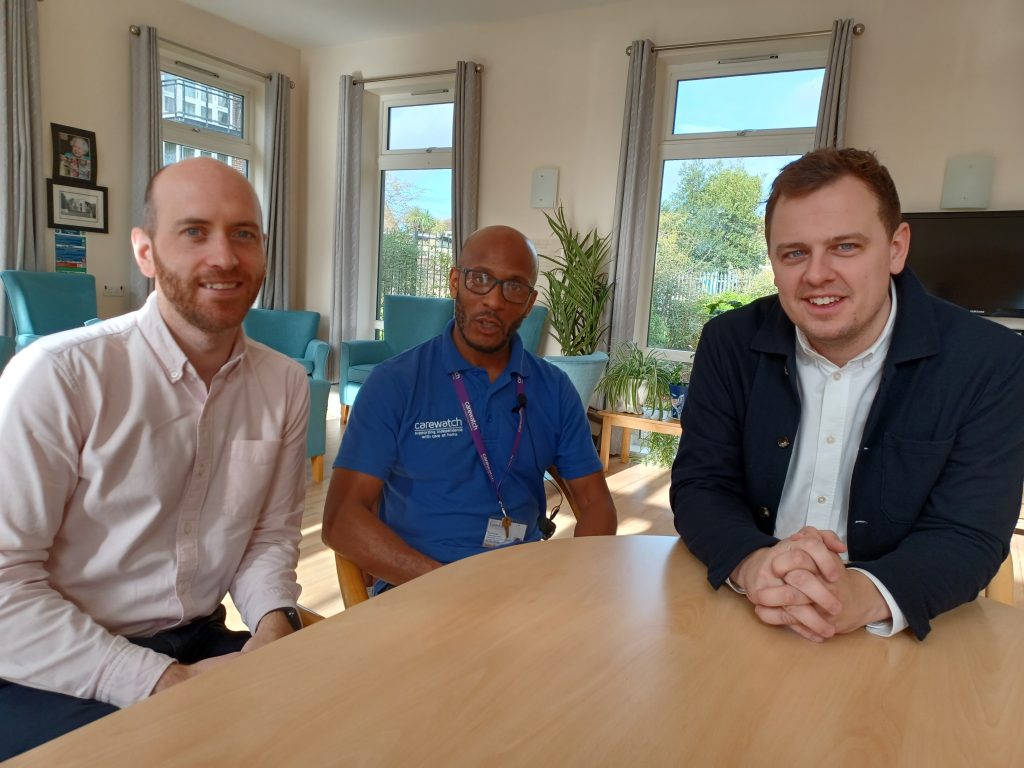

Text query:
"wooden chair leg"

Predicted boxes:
[[341, 404, 350, 423], [311, 455, 324, 484]]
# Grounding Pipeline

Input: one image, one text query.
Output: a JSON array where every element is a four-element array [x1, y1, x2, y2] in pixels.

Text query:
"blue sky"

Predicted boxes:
[[674, 69, 824, 134]]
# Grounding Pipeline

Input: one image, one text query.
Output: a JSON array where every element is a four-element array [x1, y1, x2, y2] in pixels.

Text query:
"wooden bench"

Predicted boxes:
[[594, 408, 682, 471]]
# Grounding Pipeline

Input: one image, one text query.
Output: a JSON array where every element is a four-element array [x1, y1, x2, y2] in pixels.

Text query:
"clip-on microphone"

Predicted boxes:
[[511, 393, 527, 413], [537, 506, 557, 540]]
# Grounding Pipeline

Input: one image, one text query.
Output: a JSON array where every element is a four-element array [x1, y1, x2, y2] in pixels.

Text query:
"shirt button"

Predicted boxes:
[[826, 436, 836, 444], [184, 522, 193, 534], [758, 506, 770, 519], [197, 464, 206, 476], [777, 436, 791, 448], [817, 495, 827, 504], [170, 371, 181, 381], [832, 372, 842, 381]]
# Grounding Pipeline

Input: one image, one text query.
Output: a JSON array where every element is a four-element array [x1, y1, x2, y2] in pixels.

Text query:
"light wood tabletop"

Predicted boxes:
[[11, 535, 1024, 767]]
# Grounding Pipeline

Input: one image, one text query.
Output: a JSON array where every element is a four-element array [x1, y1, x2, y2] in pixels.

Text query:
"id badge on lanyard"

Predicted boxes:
[[450, 372, 526, 548]]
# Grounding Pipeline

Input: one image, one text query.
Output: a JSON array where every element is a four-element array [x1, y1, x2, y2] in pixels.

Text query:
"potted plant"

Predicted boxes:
[[595, 341, 675, 418], [540, 205, 614, 406]]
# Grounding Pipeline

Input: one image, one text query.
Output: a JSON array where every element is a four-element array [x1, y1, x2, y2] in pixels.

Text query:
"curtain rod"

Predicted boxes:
[[628, 24, 866, 55], [353, 64, 482, 86], [128, 25, 294, 89]]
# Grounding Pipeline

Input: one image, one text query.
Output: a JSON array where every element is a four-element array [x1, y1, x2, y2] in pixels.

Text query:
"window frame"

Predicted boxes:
[[371, 86, 455, 332], [158, 43, 265, 189], [635, 37, 829, 361]]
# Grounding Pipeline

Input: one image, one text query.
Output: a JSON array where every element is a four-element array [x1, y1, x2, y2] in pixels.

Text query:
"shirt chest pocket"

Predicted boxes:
[[223, 439, 281, 517], [880, 433, 955, 524]]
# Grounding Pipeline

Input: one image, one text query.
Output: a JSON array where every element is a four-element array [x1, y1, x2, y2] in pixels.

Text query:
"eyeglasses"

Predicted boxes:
[[457, 268, 535, 305]]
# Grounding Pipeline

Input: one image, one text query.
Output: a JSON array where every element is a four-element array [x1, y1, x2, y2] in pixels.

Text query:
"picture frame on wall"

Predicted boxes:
[[46, 180, 108, 233], [51, 123, 98, 184]]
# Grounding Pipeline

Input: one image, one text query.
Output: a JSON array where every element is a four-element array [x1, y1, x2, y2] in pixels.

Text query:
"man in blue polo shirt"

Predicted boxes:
[[322, 225, 617, 590]]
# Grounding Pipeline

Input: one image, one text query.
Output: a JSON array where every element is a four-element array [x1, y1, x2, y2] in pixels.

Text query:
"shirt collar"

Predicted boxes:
[[137, 292, 247, 384], [795, 279, 898, 372], [441, 318, 531, 378]]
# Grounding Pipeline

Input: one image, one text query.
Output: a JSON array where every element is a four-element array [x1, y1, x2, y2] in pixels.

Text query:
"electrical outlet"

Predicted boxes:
[[103, 284, 125, 297]]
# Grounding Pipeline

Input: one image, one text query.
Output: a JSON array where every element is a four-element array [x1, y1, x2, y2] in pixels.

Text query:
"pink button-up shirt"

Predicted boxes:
[[0, 295, 308, 707]]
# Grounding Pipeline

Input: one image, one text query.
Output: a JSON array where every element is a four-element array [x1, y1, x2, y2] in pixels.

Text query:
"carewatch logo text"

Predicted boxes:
[[414, 417, 464, 439]]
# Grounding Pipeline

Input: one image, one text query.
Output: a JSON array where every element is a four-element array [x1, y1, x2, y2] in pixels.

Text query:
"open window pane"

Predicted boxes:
[[387, 103, 454, 150], [647, 155, 797, 351], [161, 72, 245, 138], [377, 168, 454, 319], [162, 141, 249, 177], [673, 69, 825, 135]]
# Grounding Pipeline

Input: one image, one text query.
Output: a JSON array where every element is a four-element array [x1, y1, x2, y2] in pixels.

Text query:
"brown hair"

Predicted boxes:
[[764, 148, 902, 242]]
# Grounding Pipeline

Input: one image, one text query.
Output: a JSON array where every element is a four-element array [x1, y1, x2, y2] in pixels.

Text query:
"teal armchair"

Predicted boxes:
[[242, 308, 332, 482], [243, 308, 330, 380], [0, 270, 98, 351], [339, 294, 548, 420]]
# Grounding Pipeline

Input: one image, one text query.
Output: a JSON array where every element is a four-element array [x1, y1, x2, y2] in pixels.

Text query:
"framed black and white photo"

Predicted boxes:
[[51, 123, 98, 184], [46, 180, 108, 233]]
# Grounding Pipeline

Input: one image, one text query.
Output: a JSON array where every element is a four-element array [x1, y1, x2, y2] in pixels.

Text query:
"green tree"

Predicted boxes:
[[660, 160, 766, 272], [647, 159, 775, 351]]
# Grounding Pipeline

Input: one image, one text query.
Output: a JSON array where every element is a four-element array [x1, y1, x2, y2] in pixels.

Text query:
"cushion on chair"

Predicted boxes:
[[347, 364, 376, 384]]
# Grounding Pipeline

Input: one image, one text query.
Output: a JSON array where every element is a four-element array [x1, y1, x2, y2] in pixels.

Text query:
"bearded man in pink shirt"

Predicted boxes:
[[0, 158, 310, 759]]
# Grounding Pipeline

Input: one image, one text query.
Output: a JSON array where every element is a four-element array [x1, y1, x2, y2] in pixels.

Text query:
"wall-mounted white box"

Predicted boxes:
[[531, 167, 558, 209]]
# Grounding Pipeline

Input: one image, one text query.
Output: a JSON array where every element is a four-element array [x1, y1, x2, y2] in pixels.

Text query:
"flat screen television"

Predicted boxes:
[[902, 210, 1024, 318]]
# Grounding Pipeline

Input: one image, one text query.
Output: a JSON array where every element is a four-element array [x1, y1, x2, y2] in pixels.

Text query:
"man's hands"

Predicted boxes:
[[151, 653, 239, 695], [151, 609, 297, 696], [730, 526, 891, 642], [242, 608, 297, 654]]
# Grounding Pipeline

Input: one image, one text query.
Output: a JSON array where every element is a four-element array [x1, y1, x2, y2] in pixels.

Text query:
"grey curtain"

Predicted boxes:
[[0, 0, 45, 335], [452, 61, 481, 258], [129, 24, 160, 310], [260, 72, 292, 309], [328, 75, 363, 381], [608, 39, 656, 348], [814, 18, 854, 149]]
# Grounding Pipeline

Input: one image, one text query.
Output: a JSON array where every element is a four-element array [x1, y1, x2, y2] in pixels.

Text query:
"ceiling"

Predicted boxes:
[[181, 0, 623, 50]]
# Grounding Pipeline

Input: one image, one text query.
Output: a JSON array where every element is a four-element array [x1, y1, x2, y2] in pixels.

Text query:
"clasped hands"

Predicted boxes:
[[730, 526, 890, 643]]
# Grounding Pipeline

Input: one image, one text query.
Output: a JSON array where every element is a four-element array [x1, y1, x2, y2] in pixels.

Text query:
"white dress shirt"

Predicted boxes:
[[0, 294, 309, 707], [776, 281, 907, 636]]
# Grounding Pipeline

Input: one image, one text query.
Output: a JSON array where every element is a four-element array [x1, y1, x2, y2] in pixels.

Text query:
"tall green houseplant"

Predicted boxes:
[[540, 205, 613, 356]]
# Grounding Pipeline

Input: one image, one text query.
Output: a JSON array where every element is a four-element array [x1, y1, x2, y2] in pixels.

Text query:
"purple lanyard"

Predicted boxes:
[[450, 372, 525, 518]]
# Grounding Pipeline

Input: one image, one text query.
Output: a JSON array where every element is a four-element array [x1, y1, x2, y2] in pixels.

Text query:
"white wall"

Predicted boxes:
[[298, 0, 1024, 347], [37, 0, 301, 318]]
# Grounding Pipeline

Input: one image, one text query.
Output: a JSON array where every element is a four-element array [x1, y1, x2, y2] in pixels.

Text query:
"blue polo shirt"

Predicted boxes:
[[334, 319, 601, 566]]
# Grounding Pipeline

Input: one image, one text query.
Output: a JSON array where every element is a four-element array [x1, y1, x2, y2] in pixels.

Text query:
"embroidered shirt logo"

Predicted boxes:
[[414, 417, 464, 439]]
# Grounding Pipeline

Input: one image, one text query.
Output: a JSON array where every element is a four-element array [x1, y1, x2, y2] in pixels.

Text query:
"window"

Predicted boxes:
[[375, 91, 455, 328], [159, 45, 261, 180], [640, 39, 828, 354]]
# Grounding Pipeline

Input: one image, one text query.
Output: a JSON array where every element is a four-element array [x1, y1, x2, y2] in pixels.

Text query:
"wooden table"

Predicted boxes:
[[595, 408, 682, 470], [12, 536, 1024, 766]]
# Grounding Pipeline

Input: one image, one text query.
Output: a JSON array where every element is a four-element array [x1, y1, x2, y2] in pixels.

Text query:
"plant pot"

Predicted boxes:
[[668, 383, 689, 420], [544, 351, 609, 408]]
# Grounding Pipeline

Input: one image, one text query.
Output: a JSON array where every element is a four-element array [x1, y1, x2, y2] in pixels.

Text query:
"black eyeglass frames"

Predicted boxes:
[[457, 268, 535, 304]]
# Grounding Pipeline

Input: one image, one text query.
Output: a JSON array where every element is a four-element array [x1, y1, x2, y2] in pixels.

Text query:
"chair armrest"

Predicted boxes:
[[339, 339, 391, 381], [304, 338, 331, 381], [15, 334, 43, 352]]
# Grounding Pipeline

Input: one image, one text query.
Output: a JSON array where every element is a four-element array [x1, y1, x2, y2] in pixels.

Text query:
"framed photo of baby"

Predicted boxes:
[[51, 124, 97, 185]]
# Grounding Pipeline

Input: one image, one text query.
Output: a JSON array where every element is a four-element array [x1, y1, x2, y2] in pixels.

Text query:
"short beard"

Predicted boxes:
[[152, 249, 263, 334], [454, 293, 524, 354]]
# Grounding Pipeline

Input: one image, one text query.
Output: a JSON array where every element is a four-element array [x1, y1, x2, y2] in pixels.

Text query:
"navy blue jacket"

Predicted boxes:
[[671, 270, 1024, 639]]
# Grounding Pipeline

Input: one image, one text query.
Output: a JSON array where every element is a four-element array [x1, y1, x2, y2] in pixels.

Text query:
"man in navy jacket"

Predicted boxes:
[[671, 148, 1024, 641]]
